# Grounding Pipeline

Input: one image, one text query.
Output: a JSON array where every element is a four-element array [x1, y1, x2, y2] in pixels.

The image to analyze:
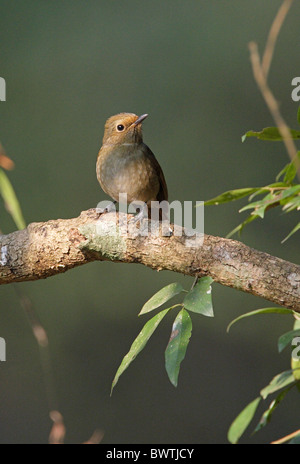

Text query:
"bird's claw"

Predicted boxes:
[[95, 201, 117, 218]]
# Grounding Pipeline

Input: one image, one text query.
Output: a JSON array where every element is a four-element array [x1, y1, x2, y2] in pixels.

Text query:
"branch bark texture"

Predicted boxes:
[[0, 209, 299, 311]]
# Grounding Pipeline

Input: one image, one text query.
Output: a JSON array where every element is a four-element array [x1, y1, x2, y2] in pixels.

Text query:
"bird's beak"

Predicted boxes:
[[132, 114, 148, 127]]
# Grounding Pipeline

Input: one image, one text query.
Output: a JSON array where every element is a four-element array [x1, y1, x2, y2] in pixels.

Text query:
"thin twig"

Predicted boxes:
[[1, 229, 56, 405], [249, 43, 300, 177], [190, 276, 199, 291], [13, 285, 59, 413], [248, 1, 300, 180], [248, 41, 297, 162], [262, 0, 294, 79], [271, 428, 300, 444]]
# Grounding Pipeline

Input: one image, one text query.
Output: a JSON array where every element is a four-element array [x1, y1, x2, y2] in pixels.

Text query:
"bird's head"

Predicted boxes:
[[102, 113, 148, 146]]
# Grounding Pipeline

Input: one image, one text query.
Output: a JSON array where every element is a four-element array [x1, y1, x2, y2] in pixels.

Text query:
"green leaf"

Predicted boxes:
[[227, 307, 295, 333], [276, 161, 299, 185], [139, 282, 185, 315], [227, 397, 261, 444], [276, 163, 291, 182], [283, 163, 297, 185], [278, 329, 300, 353], [0, 168, 26, 230], [276, 163, 289, 182], [226, 214, 258, 238], [260, 370, 296, 400], [254, 388, 290, 433], [239, 192, 281, 218], [297, 106, 300, 126], [282, 197, 300, 213], [165, 309, 192, 387], [204, 188, 260, 206], [248, 183, 286, 201], [183, 276, 214, 316], [281, 222, 300, 243], [111, 308, 171, 394], [278, 152, 300, 184], [242, 127, 300, 142], [281, 185, 300, 199]]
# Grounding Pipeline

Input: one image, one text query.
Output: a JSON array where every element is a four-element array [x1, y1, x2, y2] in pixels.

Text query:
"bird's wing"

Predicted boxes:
[[142, 143, 168, 202]]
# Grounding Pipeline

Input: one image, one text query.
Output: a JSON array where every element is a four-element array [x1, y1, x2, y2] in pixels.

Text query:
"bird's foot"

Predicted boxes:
[[95, 201, 117, 218], [128, 203, 148, 224], [132, 209, 146, 224], [162, 223, 173, 237]]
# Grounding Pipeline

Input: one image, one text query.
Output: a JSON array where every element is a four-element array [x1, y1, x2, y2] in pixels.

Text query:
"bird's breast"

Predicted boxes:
[[97, 144, 160, 203]]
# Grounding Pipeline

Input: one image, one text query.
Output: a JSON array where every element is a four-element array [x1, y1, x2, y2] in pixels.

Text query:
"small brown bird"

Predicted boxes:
[[96, 113, 168, 219]]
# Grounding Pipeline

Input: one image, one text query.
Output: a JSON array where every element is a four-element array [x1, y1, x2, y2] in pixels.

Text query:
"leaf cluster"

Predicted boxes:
[[227, 315, 300, 444], [111, 277, 214, 394], [204, 108, 300, 242]]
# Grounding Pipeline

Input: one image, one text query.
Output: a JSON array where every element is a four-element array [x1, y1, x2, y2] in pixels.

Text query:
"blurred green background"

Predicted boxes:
[[0, 0, 299, 444]]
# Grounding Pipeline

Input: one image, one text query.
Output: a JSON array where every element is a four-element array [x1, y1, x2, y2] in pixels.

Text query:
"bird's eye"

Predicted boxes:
[[117, 124, 125, 132]]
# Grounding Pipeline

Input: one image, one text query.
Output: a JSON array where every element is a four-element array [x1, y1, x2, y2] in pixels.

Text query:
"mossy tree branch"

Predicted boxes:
[[0, 209, 299, 311]]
